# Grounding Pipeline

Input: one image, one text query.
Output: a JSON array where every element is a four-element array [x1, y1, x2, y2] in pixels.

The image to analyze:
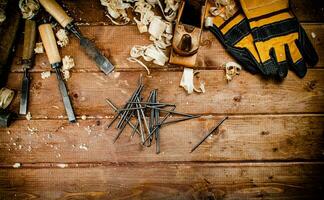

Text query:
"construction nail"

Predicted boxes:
[[190, 116, 228, 153]]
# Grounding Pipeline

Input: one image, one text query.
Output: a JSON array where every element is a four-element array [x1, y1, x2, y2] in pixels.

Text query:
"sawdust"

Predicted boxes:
[[41, 71, 51, 79], [34, 42, 44, 54], [62, 56, 75, 80], [26, 112, 32, 120], [56, 29, 69, 47]]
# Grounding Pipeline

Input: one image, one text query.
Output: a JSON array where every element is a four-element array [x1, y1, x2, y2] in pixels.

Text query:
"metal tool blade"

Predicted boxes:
[[54, 68, 76, 122], [19, 70, 29, 115], [79, 36, 114, 75]]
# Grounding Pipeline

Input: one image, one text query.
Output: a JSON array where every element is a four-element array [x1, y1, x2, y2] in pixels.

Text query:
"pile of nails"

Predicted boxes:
[[106, 78, 200, 154]]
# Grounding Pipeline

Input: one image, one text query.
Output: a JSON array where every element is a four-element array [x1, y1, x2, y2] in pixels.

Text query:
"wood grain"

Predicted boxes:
[[0, 163, 323, 199], [0, 115, 323, 163], [1, 1, 323, 199], [58, 0, 324, 24], [10, 24, 323, 72], [6, 70, 324, 118]]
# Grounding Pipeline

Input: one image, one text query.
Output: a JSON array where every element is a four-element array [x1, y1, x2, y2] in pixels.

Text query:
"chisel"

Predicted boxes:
[[19, 19, 36, 115], [39, 23, 76, 122], [38, 0, 114, 75]]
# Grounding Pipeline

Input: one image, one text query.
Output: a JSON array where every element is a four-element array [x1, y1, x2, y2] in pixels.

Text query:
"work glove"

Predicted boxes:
[[205, 0, 261, 74], [240, 0, 318, 79]]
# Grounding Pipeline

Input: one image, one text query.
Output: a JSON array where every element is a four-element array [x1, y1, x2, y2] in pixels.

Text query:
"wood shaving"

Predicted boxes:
[[27, 126, 38, 134], [41, 71, 51, 79], [81, 115, 87, 120], [99, 1, 178, 73], [205, 0, 237, 27], [223, 61, 242, 81], [18, 0, 40, 19], [0, 8, 5, 23], [100, 0, 132, 25], [34, 42, 44, 54], [13, 163, 21, 168], [79, 144, 88, 151], [180, 68, 206, 94], [209, 0, 237, 20], [128, 43, 168, 75], [62, 56, 75, 80], [56, 29, 69, 47], [26, 112, 32, 120], [57, 163, 68, 168], [0, 87, 14, 109]]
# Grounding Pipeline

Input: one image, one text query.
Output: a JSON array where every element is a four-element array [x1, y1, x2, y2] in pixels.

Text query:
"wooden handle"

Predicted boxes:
[[39, 0, 73, 27], [39, 24, 61, 64], [22, 19, 37, 60]]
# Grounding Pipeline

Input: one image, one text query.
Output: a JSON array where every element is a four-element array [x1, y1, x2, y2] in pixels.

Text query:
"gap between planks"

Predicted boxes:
[[1, 161, 324, 169], [11, 113, 324, 121]]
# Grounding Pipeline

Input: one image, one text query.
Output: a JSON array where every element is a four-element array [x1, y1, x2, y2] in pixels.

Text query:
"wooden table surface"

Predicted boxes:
[[1, 0, 324, 199]]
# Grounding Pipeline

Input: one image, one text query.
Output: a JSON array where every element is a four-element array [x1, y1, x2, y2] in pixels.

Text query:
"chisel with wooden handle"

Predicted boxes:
[[19, 19, 36, 115], [39, 23, 76, 122], [39, 0, 115, 75]]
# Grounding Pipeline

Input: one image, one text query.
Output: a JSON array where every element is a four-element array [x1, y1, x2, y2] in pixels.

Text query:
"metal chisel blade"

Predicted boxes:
[[55, 68, 76, 123], [19, 72, 29, 115], [79, 37, 114, 75]]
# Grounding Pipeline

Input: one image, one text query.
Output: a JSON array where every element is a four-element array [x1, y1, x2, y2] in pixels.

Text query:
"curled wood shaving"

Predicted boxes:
[[99, 1, 178, 73], [0, 87, 14, 109], [130, 1, 177, 72], [180, 68, 206, 94], [100, 0, 132, 25], [157, 0, 179, 21], [127, 57, 151, 75], [205, 0, 237, 27], [223, 61, 242, 81], [128, 44, 168, 74], [18, 0, 40, 19], [56, 29, 69, 47]]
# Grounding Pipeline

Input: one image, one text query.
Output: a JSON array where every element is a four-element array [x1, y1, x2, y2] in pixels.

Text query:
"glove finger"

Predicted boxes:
[[273, 45, 289, 79], [285, 43, 307, 78], [297, 26, 319, 66], [261, 48, 287, 78]]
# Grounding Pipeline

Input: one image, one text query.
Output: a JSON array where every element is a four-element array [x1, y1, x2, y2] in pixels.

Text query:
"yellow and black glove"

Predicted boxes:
[[240, 0, 318, 79], [206, 1, 261, 74]]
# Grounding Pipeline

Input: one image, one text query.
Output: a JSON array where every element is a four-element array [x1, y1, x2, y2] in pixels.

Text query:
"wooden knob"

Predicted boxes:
[[22, 19, 37, 60], [38, 24, 61, 64], [39, 0, 73, 27]]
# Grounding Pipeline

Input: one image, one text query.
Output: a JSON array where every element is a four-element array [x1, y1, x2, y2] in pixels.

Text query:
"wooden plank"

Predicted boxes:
[[0, 115, 323, 163], [6, 70, 324, 118], [10, 24, 324, 72], [0, 163, 323, 199], [290, 0, 324, 22], [58, 0, 324, 24]]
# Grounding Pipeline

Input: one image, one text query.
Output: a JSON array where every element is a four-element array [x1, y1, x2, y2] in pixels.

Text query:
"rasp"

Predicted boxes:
[[39, 23, 76, 122], [19, 19, 36, 115], [39, 0, 114, 75]]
